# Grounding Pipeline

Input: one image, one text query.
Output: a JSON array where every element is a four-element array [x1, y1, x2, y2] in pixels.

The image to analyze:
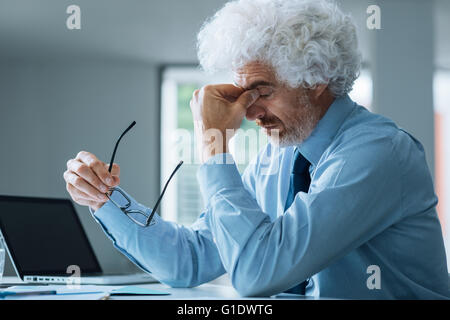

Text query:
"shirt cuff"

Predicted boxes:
[[197, 153, 244, 204], [90, 186, 149, 236]]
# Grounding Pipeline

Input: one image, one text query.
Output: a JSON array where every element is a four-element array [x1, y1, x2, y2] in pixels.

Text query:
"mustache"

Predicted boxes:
[[255, 117, 281, 127]]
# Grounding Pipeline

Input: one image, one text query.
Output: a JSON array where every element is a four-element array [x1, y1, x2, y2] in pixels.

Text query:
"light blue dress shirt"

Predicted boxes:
[[92, 95, 449, 299]]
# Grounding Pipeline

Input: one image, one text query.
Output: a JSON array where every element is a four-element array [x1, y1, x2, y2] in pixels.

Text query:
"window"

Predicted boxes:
[[160, 65, 372, 226], [160, 66, 264, 225], [349, 69, 373, 110]]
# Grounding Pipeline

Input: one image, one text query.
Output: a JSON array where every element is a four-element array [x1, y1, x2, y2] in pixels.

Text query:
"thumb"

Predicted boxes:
[[234, 89, 260, 109]]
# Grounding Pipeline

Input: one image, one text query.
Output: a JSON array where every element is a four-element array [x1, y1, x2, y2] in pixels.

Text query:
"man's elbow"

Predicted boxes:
[[157, 274, 199, 288], [234, 284, 268, 297], [231, 272, 273, 297], [151, 266, 200, 289]]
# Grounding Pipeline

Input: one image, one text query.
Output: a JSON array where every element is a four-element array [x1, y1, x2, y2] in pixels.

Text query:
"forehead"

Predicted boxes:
[[233, 62, 278, 90]]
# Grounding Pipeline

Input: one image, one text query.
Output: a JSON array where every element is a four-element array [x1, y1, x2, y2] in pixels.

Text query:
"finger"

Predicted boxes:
[[66, 183, 98, 203], [104, 163, 120, 185], [67, 159, 109, 193], [191, 90, 200, 107], [75, 151, 115, 186], [72, 195, 103, 209], [204, 84, 244, 99], [108, 163, 120, 176], [193, 89, 200, 99], [67, 184, 105, 209], [234, 89, 260, 109], [64, 171, 109, 202]]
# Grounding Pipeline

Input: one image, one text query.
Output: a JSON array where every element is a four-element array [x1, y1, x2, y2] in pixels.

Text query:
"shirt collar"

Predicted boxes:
[[297, 94, 356, 167]]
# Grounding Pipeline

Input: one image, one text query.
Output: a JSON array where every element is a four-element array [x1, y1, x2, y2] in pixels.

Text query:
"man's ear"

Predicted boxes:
[[312, 83, 328, 100]]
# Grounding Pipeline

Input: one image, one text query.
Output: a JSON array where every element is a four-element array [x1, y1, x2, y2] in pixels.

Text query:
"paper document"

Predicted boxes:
[[2, 284, 170, 299], [110, 286, 170, 295]]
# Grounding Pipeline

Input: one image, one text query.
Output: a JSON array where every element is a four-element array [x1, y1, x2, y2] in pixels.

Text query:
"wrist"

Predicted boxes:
[[90, 201, 106, 211], [201, 142, 228, 163]]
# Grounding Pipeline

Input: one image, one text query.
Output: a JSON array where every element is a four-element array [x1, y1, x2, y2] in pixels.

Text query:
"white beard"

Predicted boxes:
[[268, 94, 320, 147]]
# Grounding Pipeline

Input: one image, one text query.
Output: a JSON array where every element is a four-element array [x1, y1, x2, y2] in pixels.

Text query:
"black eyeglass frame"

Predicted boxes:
[[105, 121, 183, 227]]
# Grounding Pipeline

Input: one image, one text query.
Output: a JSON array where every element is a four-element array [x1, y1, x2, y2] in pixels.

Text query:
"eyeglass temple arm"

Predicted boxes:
[[108, 121, 136, 172], [147, 160, 184, 225]]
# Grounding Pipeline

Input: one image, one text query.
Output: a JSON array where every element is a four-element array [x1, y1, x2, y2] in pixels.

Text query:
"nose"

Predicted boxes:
[[246, 103, 266, 121]]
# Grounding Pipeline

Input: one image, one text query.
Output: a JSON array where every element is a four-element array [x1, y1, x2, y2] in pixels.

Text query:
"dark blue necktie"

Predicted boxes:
[[284, 148, 311, 295]]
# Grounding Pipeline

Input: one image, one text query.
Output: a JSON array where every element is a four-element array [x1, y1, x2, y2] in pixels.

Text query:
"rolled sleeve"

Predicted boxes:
[[88, 186, 225, 287], [91, 199, 133, 237]]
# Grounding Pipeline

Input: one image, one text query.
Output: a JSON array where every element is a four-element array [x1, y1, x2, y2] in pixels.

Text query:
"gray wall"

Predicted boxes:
[[0, 60, 162, 274], [370, 0, 435, 175]]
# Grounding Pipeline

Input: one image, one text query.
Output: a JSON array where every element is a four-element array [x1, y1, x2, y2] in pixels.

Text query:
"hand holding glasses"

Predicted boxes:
[[105, 121, 183, 227]]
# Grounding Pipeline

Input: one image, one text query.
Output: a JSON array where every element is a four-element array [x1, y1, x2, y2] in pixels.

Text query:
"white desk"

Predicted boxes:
[[110, 282, 248, 300], [1, 276, 318, 300]]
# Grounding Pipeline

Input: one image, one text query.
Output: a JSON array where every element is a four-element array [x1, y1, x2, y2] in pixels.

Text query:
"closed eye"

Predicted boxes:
[[257, 87, 274, 98]]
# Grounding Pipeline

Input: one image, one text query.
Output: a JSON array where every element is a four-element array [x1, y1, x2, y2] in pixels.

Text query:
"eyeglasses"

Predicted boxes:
[[105, 121, 183, 227]]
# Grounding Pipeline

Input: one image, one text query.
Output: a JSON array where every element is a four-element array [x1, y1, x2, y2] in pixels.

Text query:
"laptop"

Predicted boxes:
[[0, 195, 157, 285]]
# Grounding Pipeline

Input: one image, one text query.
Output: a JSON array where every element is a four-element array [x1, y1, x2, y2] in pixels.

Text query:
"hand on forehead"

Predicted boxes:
[[233, 62, 278, 91]]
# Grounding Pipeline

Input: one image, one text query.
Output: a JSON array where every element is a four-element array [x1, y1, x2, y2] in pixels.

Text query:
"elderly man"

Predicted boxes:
[[63, 0, 448, 299]]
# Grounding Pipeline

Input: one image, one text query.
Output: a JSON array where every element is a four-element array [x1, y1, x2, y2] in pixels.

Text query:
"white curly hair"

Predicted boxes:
[[197, 0, 361, 97]]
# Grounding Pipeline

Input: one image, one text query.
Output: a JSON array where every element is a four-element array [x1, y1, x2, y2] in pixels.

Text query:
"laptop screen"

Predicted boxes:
[[0, 195, 102, 277]]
